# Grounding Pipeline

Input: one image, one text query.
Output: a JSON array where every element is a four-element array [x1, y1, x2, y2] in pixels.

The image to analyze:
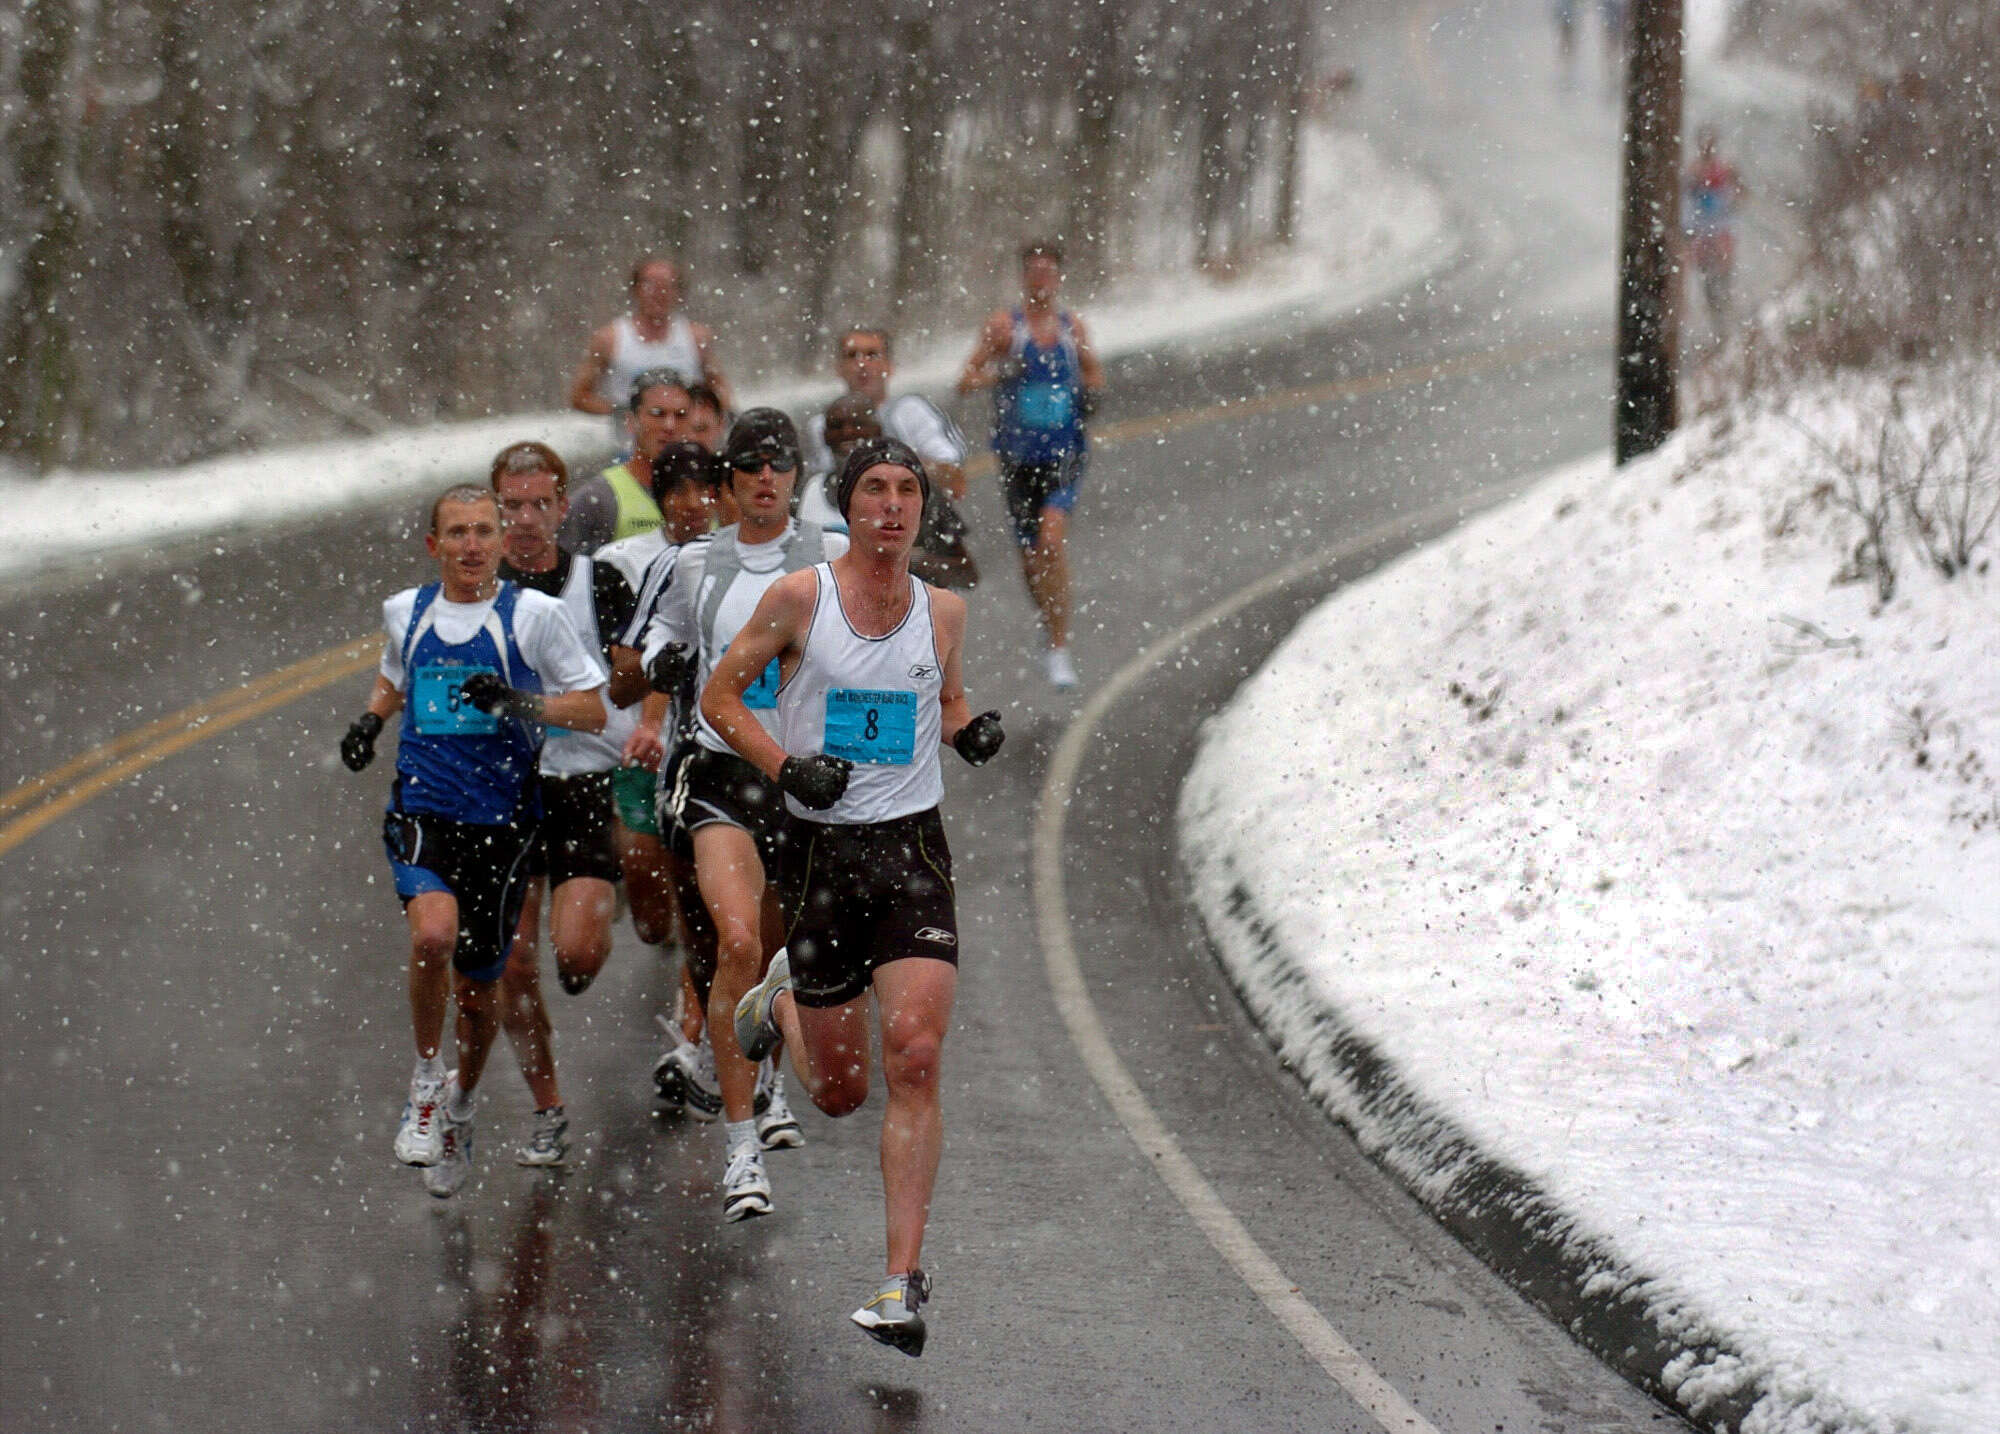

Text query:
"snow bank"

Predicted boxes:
[[1181, 373, 2000, 1434]]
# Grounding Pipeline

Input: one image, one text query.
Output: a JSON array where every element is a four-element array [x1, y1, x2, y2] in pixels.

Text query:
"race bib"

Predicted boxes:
[[745, 658, 781, 711], [1014, 381, 1074, 431], [412, 664, 500, 736], [823, 688, 916, 766]]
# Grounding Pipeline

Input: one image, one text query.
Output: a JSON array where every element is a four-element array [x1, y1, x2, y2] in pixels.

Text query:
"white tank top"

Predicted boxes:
[[603, 314, 703, 435], [541, 555, 638, 777], [776, 564, 944, 824]]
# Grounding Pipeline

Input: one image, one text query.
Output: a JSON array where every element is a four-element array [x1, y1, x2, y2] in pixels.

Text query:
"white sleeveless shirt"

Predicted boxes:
[[602, 314, 703, 436], [776, 564, 944, 824]]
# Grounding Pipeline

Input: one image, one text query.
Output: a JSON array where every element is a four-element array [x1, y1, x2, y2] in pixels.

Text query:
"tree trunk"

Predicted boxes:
[[0, 0, 89, 467]]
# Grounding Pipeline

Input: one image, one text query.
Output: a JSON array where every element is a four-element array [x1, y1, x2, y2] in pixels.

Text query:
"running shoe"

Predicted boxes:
[[851, 1269, 932, 1356], [652, 1020, 722, 1123], [422, 1077, 475, 1200], [721, 1146, 773, 1222], [733, 948, 791, 1064], [1045, 647, 1079, 690], [515, 1105, 569, 1168], [754, 1063, 804, 1150], [394, 1068, 447, 1167]]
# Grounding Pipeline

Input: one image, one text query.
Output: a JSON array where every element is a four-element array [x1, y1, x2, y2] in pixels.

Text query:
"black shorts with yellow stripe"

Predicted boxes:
[[779, 807, 957, 1009]]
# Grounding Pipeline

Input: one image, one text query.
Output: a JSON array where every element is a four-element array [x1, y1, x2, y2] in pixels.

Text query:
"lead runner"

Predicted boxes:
[[705, 437, 1003, 1355]]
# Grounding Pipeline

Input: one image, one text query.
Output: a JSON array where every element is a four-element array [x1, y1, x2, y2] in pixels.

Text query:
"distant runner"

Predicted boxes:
[[489, 441, 644, 1168], [804, 326, 976, 590], [1683, 127, 1749, 331], [568, 255, 732, 440], [797, 393, 882, 530], [559, 369, 696, 555], [722, 438, 1004, 1356], [598, 443, 733, 1120], [957, 241, 1103, 688], [339, 484, 608, 1200], [636, 410, 844, 1219]]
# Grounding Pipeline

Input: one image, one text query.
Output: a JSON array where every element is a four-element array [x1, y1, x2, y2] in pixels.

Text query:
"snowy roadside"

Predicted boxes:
[[0, 124, 1448, 586], [1179, 376, 1999, 1434]]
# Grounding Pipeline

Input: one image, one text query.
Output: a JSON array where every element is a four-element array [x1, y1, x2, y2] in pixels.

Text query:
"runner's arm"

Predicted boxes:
[[607, 645, 649, 708], [955, 312, 1014, 395], [930, 591, 976, 746], [623, 691, 670, 769], [691, 322, 734, 414], [568, 325, 617, 415], [699, 572, 815, 781]]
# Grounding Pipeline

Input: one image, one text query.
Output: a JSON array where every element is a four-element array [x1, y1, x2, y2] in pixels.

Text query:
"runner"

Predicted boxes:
[[805, 326, 977, 590], [598, 443, 732, 1120], [488, 441, 644, 1167], [1683, 126, 1749, 333], [559, 369, 696, 555], [635, 409, 845, 1218], [339, 484, 609, 1199], [796, 393, 881, 530], [568, 255, 732, 440], [685, 381, 730, 455], [956, 242, 1103, 688], [719, 437, 1005, 1355]]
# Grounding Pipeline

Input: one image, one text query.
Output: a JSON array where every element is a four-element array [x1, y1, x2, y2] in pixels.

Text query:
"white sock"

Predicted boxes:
[[448, 1084, 475, 1120], [415, 1054, 447, 1084], [725, 1119, 758, 1156]]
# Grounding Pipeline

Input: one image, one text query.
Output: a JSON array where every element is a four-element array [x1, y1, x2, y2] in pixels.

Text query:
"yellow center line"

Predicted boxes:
[[1, 332, 1597, 860], [1, 637, 379, 857]]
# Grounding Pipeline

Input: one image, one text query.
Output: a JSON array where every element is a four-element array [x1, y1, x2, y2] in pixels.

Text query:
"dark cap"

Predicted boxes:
[[721, 407, 801, 471], [650, 441, 724, 499], [833, 436, 930, 519]]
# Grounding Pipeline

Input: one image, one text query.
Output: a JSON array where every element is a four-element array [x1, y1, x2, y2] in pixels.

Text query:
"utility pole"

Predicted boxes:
[[1614, 0, 1684, 463]]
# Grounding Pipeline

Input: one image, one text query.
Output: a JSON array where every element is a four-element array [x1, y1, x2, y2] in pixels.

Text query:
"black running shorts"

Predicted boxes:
[[779, 807, 958, 1008], [524, 771, 622, 886], [663, 743, 790, 869], [383, 810, 537, 982]]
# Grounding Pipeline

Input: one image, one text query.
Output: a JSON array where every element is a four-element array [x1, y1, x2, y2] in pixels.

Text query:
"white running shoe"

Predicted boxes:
[[721, 1146, 773, 1222], [755, 1063, 804, 1151], [1045, 647, 1079, 690], [422, 1078, 475, 1199], [394, 1068, 447, 1167], [515, 1105, 569, 1168]]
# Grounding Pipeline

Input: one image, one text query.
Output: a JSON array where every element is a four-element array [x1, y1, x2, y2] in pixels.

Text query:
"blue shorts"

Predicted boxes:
[[999, 454, 1086, 547], [384, 810, 537, 982]]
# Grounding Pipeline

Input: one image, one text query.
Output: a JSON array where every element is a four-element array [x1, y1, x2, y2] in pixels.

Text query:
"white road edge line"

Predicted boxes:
[[1032, 486, 1540, 1433]]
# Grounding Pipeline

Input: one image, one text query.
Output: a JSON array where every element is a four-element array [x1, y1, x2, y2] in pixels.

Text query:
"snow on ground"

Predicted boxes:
[[1180, 371, 2000, 1434], [0, 124, 1446, 585]]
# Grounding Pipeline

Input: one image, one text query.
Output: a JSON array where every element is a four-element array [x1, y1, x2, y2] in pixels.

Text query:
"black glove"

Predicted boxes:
[[953, 710, 1005, 766], [459, 671, 544, 722], [341, 711, 384, 772], [779, 754, 852, 811], [1078, 387, 1100, 423], [647, 642, 693, 694]]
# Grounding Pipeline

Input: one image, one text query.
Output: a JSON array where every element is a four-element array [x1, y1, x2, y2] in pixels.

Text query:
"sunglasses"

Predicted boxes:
[[730, 454, 798, 474]]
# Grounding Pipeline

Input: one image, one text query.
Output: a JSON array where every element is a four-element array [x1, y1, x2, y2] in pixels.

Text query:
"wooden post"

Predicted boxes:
[[1614, 0, 1684, 464]]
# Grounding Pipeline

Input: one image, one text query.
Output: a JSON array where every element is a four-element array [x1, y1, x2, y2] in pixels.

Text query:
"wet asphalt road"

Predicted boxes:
[[3, 0, 1800, 1428]]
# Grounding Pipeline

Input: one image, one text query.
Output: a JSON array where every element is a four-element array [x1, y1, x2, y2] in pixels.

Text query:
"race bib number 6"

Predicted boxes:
[[823, 688, 917, 766], [412, 664, 501, 736]]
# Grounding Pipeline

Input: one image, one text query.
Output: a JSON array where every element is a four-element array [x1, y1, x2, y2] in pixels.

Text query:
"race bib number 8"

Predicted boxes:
[[744, 658, 781, 711], [413, 664, 501, 736], [823, 688, 917, 766]]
